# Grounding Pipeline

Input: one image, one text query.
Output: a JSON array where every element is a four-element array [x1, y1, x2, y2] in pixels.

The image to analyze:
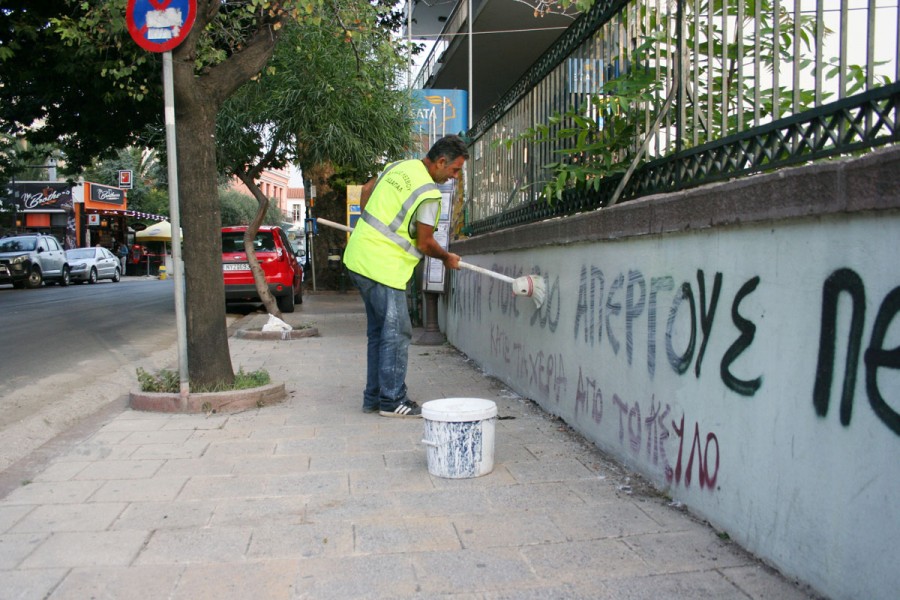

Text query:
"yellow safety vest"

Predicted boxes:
[[344, 160, 441, 289]]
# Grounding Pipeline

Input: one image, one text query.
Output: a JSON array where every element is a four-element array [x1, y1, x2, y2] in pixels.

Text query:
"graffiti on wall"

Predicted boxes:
[[453, 259, 899, 491], [490, 324, 568, 404], [489, 321, 721, 489], [572, 266, 763, 396], [813, 268, 900, 435]]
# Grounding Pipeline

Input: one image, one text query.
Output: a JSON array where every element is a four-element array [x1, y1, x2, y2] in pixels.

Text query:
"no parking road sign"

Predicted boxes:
[[125, 0, 196, 391], [126, 0, 197, 53]]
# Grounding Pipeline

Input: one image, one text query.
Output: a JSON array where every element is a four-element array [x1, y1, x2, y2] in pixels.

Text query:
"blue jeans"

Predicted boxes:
[[348, 270, 412, 411]]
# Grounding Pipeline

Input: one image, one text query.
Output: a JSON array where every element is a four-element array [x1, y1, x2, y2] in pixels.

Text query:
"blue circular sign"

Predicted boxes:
[[126, 0, 196, 53]]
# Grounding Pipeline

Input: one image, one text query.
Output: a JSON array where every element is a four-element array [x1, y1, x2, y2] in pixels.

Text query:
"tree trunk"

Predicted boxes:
[[305, 164, 348, 290], [173, 52, 235, 388], [236, 173, 282, 319], [165, 0, 280, 388]]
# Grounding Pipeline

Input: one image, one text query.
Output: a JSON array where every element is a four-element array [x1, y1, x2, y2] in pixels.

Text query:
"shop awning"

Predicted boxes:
[[135, 220, 181, 242]]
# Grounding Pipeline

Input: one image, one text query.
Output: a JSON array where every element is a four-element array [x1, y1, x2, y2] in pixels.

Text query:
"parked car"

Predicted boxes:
[[65, 247, 122, 284], [0, 233, 70, 288], [222, 225, 303, 313]]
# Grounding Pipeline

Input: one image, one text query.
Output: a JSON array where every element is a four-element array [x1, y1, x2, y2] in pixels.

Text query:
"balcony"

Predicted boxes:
[[406, 0, 580, 125]]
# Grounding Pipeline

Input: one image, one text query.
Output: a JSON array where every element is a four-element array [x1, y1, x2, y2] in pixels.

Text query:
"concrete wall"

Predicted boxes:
[[445, 146, 900, 600]]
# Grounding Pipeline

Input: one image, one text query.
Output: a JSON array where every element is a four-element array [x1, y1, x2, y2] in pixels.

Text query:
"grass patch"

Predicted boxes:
[[136, 367, 271, 393]]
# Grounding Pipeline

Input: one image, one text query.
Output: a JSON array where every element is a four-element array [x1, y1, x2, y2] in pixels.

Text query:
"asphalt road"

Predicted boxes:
[[0, 276, 177, 398], [0, 275, 180, 471]]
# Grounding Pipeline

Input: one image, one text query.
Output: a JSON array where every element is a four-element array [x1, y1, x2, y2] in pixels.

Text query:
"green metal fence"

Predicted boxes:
[[465, 0, 900, 235]]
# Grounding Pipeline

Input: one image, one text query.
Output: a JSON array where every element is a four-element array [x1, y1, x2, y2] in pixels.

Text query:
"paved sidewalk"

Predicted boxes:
[[0, 293, 818, 599]]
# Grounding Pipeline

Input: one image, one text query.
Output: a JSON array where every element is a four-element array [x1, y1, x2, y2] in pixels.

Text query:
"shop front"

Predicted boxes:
[[80, 182, 128, 250], [2, 181, 77, 248]]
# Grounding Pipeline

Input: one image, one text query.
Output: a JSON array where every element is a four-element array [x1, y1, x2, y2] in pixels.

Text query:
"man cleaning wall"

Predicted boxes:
[[343, 135, 468, 418]]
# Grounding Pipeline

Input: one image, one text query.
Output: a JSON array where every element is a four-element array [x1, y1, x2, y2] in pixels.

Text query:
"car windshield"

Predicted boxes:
[[222, 231, 276, 253], [0, 236, 36, 252], [66, 249, 95, 259]]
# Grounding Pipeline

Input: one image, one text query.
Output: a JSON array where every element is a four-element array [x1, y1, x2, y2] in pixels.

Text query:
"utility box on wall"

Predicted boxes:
[[422, 180, 456, 293]]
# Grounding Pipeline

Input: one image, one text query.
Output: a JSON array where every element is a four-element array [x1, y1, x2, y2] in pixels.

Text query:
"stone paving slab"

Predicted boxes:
[[0, 293, 821, 599]]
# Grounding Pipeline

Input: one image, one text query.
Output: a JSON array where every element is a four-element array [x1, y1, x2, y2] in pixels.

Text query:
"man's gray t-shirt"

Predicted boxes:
[[409, 199, 440, 237]]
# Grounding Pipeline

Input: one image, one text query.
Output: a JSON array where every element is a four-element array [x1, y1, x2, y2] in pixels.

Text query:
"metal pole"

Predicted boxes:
[[10, 173, 16, 234], [163, 51, 190, 401], [309, 185, 317, 291], [407, 0, 412, 89], [415, 292, 444, 345], [467, 0, 473, 127]]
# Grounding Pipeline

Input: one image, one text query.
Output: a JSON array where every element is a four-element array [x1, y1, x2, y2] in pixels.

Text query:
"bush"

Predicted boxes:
[[136, 367, 271, 393], [136, 367, 179, 392]]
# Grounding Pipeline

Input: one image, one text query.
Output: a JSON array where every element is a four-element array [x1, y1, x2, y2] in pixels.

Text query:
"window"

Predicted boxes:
[[221, 231, 276, 253]]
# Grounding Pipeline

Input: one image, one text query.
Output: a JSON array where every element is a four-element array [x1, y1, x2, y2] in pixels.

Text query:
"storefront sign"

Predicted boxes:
[[88, 182, 126, 206], [411, 90, 468, 140], [5, 182, 74, 210]]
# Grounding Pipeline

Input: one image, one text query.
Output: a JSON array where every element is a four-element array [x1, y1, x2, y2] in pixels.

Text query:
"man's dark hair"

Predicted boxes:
[[426, 135, 469, 162]]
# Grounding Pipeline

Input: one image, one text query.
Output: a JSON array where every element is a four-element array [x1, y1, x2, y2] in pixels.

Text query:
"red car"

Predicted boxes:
[[222, 225, 303, 313]]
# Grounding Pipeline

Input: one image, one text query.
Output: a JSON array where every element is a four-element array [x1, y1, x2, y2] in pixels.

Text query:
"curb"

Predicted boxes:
[[129, 313, 302, 414], [129, 382, 287, 414], [233, 326, 320, 340]]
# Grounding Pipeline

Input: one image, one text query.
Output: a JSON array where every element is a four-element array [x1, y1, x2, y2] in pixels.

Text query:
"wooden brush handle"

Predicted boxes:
[[316, 217, 517, 286], [458, 261, 515, 284], [316, 217, 354, 233]]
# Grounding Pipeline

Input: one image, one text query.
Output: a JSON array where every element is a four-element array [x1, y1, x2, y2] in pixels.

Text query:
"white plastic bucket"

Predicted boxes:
[[421, 398, 497, 479]]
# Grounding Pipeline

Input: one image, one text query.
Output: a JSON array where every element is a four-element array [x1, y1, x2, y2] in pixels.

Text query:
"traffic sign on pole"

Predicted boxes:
[[125, 0, 196, 396], [126, 0, 196, 53]]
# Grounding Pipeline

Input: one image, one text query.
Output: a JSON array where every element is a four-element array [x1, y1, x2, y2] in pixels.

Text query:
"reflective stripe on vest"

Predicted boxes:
[[361, 181, 439, 259], [361, 211, 421, 258]]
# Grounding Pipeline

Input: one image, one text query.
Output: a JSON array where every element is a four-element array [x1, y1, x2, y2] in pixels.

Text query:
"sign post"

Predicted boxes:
[[126, 0, 196, 402]]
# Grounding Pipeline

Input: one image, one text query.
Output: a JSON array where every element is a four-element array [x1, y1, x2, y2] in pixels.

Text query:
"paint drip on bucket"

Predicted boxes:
[[421, 398, 497, 478]]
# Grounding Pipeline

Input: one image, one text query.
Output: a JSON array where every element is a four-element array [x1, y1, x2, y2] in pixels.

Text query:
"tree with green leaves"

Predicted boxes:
[[0, 1, 162, 178], [216, 8, 413, 316], [46, 0, 414, 388], [219, 187, 284, 228], [50, 0, 294, 386]]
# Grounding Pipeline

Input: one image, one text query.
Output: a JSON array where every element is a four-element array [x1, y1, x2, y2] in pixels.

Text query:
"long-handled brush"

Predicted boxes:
[[456, 260, 546, 309], [315, 217, 547, 308]]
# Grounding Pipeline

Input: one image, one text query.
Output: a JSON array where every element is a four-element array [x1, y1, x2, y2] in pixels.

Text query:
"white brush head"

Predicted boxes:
[[511, 275, 534, 297], [511, 275, 547, 308]]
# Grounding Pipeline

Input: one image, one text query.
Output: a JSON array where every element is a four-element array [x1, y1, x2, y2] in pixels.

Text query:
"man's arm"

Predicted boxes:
[[359, 177, 377, 211], [415, 221, 460, 270]]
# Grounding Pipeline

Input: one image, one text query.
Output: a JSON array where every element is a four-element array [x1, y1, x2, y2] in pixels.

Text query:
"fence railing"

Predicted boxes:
[[464, 0, 900, 235]]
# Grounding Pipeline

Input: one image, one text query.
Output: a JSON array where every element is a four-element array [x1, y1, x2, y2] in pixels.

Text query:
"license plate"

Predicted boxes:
[[223, 263, 250, 271]]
